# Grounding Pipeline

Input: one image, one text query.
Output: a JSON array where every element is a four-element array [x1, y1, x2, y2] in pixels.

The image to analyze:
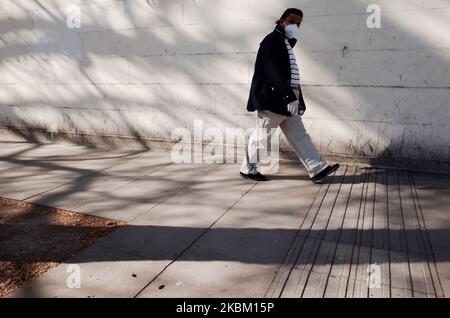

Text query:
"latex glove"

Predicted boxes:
[[287, 100, 299, 115]]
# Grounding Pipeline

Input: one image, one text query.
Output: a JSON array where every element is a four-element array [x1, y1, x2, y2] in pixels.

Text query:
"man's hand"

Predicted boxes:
[[287, 100, 299, 115]]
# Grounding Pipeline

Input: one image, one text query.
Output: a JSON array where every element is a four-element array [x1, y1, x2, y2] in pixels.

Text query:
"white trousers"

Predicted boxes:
[[240, 88, 328, 178]]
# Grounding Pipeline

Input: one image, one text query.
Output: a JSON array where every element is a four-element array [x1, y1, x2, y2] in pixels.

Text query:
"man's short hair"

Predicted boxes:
[[275, 8, 304, 25]]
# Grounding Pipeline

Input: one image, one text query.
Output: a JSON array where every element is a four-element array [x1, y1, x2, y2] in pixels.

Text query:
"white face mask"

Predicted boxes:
[[284, 23, 299, 39]]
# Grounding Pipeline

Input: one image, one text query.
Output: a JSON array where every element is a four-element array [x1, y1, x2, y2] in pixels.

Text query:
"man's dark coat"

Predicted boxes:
[[247, 25, 306, 117]]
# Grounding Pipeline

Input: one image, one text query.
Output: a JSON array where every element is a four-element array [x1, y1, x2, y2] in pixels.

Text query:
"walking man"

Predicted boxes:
[[240, 8, 339, 182]]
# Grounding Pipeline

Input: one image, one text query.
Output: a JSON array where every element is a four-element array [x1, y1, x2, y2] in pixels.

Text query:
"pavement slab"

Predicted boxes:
[[1, 142, 448, 298]]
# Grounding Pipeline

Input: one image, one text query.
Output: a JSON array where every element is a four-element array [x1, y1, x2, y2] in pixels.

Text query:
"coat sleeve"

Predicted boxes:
[[297, 85, 306, 110], [259, 38, 297, 106]]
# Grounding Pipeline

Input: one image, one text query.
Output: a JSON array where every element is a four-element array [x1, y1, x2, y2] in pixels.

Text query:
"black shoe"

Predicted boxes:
[[311, 164, 340, 182], [240, 172, 268, 182]]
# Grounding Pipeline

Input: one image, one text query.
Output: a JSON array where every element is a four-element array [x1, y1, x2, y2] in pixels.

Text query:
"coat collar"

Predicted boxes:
[[274, 24, 298, 48]]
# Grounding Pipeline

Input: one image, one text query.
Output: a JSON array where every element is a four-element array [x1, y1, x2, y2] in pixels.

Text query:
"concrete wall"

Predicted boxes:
[[0, 0, 449, 167]]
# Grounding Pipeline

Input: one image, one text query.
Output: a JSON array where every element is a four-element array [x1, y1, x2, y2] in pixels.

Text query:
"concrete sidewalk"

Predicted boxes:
[[1, 142, 449, 298]]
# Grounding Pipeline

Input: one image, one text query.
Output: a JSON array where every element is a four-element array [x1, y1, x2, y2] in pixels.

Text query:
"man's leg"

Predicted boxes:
[[279, 114, 328, 178], [278, 87, 331, 179], [240, 110, 285, 176]]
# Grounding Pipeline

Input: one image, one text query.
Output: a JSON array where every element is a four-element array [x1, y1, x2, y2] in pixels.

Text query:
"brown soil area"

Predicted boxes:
[[0, 197, 126, 297]]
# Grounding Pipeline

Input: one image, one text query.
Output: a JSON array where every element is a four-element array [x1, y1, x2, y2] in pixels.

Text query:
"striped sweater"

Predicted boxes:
[[285, 39, 300, 87]]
